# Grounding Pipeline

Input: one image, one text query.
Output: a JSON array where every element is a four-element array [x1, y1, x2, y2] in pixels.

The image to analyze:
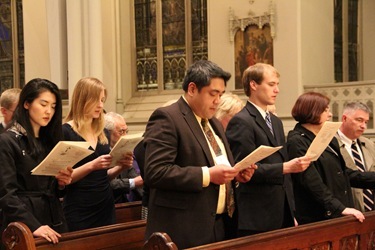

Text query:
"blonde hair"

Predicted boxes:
[[215, 93, 244, 121], [65, 77, 108, 144], [0, 88, 21, 109]]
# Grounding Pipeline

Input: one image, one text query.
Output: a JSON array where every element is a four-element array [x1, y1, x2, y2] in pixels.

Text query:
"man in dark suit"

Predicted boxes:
[[226, 63, 311, 236], [143, 60, 255, 249]]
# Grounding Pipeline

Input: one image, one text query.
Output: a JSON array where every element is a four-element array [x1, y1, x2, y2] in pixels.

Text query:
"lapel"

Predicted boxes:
[[329, 138, 351, 171], [336, 134, 356, 169], [246, 102, 278, 146], [177, 98, 215, 167], [358, 137, 375, 171]]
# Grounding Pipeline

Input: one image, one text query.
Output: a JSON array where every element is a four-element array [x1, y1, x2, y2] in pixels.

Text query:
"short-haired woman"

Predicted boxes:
[[287, 91, 375, 225]]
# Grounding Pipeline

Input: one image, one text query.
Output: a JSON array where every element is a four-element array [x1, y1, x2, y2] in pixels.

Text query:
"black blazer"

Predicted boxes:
[[0, 123, 4, 133], [226, 101, 294, 232], [143, 97, 235, 249]]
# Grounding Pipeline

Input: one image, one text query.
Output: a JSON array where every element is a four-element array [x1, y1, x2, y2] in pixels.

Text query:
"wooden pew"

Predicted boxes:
[[115, 200, 142, 223], [2, 220, 146, 250], [7, 211, 375, 250], [146, 211, 375, 249], [186, 211, 375, 249], [144, 232, 178, 250]]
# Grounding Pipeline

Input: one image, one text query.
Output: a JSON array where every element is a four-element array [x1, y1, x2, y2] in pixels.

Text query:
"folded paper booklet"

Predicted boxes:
[[234, 145, 283, 171], [305, 121, 342, 161], [109, 132, 144, 168], [31, 141, 93, 176]]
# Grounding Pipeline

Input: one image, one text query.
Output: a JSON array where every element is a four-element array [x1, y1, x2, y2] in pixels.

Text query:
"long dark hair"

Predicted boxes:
[[12, 78, 62, 157]]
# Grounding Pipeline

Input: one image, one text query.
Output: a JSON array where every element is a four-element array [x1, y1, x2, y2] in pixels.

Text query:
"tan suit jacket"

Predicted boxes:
[[336, 135, 375, 212]]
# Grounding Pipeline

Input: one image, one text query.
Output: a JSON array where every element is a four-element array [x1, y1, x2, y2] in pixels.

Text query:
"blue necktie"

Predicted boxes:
[[265, 112, 274, 136]]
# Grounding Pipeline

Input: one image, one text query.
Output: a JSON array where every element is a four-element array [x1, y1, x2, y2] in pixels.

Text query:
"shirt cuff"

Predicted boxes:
[[202, 166, 210, 187], [129, 178, 135, 189]]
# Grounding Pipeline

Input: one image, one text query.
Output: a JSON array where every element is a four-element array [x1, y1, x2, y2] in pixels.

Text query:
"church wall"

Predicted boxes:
[[362, 0, 375, 80], [21, 0, 373, 133], [23, 0, 51, 81], [207, 0, 333, 133]]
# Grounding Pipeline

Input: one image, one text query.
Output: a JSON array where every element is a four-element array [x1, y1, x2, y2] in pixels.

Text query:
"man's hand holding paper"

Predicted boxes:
[[235, 163, 257, 183], [116, 151, 134, 170], [109, 133, 143, 168]]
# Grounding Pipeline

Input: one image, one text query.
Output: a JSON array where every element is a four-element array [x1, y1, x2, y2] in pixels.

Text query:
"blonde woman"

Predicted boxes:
[[62, 77, 133, 231], [214, 93, 244, 131]]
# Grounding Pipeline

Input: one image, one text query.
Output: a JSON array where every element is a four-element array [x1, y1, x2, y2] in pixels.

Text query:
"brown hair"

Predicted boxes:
[[242, 63, 280, 97], [291, 91, 330, 124]]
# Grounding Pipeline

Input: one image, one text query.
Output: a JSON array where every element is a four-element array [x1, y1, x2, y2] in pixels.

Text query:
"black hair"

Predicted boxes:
[[12, 78, 62, 158], [182, 60, 231, 92]]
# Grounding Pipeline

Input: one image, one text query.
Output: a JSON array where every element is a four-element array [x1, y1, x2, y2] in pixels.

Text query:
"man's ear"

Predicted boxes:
[[187, 82, 197, 96], [249, 80, 257, 91], [0, 107, 6, 115]]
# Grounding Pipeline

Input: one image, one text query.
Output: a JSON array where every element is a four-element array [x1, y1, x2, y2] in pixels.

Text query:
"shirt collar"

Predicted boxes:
[[248, 100, 268, 119], [182, 95, 203, 124], [337, 129, 356, 147]]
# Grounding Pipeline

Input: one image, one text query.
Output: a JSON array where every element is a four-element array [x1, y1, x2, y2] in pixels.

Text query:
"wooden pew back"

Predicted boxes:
[[115, 201, 142, 223], [186, 211, 375, 249], [3, 220, 146, 250]]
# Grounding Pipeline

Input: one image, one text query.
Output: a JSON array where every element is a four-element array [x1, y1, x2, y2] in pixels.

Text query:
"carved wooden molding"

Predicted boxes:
[[228, 0, 275, 42]]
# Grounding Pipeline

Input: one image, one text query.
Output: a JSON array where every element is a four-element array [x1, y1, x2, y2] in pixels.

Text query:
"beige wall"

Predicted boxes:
[[208, 0, 333, 119], [300, 0, 334, 85], [23, 0, 51, 82], [362, 0, 375, 80], [22, 0, 374, 132]]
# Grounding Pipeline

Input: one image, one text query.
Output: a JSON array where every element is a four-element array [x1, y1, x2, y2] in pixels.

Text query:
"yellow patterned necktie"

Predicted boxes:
[[201, 119, 235, 217]]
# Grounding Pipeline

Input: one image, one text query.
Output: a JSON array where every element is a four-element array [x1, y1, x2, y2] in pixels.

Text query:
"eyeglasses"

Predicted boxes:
[[117, 128, 129, 135], [4, 108, 15, 113]]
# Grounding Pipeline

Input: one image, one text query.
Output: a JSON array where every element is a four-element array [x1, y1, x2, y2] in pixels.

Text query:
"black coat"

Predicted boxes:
[[0, 124, 67, 233], [287, 123, 375, 224]]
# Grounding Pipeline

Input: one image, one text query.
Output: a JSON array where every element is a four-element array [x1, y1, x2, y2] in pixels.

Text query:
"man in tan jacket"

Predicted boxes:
[[336, 101, 375, 212]]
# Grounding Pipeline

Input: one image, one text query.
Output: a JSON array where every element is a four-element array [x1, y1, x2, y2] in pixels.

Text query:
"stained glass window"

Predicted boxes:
[[0, 0, 24, 93], [334, 0, 358, 82], [134, 0, 207, 92]]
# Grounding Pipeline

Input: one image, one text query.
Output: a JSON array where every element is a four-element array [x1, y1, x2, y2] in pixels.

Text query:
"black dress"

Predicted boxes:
[[0, 123, 67, 234], [62, 124, 115, 231]]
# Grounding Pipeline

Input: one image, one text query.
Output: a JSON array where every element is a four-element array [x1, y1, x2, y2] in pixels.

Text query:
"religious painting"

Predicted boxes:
[[234, 25, 273, 89]]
